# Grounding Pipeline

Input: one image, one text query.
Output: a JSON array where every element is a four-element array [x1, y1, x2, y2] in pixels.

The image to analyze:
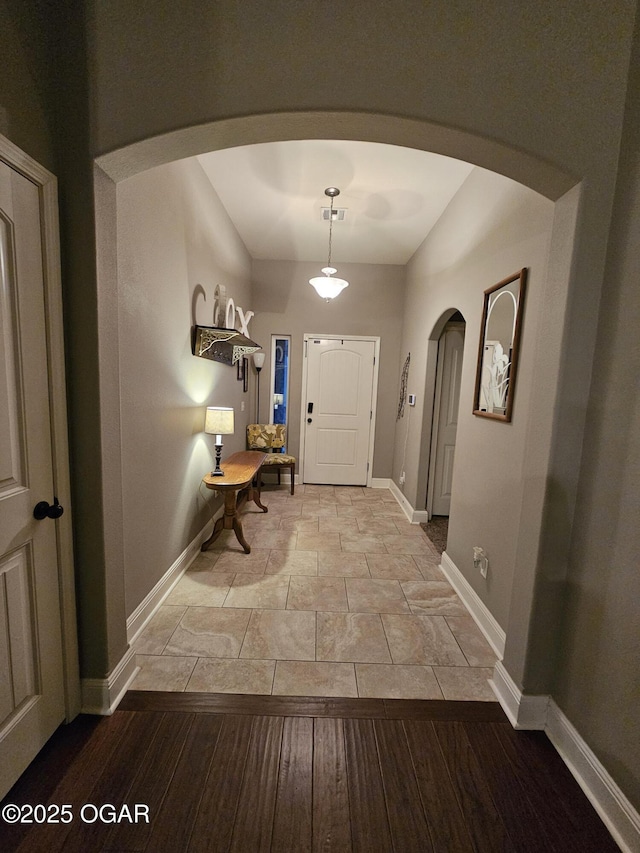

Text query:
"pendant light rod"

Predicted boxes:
[[309, 187, 349, 301], [325, 187, 339, 269]]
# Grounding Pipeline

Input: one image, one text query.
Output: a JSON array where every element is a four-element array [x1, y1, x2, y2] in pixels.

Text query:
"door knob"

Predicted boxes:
[[307, 418, 312, 423], [33, 497, 64, 520]]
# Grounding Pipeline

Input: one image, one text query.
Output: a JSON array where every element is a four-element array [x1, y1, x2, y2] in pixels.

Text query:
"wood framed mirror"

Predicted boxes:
[[473, 268, 527, 422]]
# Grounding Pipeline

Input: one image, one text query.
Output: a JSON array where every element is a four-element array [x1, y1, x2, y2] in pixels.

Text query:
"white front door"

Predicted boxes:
[[431, 324, 465, 516], [0, 159, 67, 797], [302, 336, 377, 486]]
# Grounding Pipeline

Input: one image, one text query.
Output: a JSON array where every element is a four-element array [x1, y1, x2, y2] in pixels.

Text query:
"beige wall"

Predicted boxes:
[[0, 1, 55, 171], [396, 169, 554, 628], [552, 18, 640, 807], [91, 0, 632, 194], [250, 261, 405, 480], [117, 158, 254, 616]]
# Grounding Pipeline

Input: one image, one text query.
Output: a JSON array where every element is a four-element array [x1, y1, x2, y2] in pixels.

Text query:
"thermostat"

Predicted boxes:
[[408, 394, 416, 406]]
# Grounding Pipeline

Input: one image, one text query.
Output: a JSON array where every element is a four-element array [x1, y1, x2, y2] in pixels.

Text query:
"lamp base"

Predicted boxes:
[[211, 442, 224, 476]]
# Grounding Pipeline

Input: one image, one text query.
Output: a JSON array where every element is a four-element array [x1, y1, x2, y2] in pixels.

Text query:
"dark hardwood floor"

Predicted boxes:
[[0, 692, 618, 852]]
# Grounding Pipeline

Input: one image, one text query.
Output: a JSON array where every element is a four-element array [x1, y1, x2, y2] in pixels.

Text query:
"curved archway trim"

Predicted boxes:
[[96, 110, 576, 200]]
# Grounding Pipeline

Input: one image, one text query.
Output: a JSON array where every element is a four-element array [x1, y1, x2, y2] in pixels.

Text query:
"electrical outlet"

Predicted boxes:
[[240, 401, 245, 412], [399, 471, 405, 485], [473, 546, 489, 578]]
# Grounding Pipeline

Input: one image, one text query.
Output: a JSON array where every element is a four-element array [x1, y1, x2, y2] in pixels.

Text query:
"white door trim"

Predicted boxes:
[[299, 333, 380, 487], [0, 134, 80, 721]]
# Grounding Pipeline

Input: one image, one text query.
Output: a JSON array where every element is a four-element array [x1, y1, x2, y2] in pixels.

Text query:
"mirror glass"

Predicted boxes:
[[473, 269, 527, 422]]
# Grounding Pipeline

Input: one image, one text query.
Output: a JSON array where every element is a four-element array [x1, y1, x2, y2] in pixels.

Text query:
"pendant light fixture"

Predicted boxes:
[[309, 187, 349, 301]]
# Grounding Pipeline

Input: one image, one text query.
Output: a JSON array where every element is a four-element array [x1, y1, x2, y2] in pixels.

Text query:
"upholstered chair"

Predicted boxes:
[[246, 424, 296, 495]]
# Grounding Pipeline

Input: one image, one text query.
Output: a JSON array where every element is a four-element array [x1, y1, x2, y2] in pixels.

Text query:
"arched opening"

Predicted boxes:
[[424, 309, 466, 531], [91, 111, 581, 704], [96, 112, 574, 201]]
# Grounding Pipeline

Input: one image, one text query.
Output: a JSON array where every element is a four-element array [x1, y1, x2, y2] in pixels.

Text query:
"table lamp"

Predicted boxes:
[[205, 406, 235, 476]]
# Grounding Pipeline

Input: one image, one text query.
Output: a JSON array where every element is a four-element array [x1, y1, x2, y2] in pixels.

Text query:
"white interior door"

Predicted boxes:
[[0, 160, 66, 797], [303, 337, 376, 486], [431, 325, 465, 516]]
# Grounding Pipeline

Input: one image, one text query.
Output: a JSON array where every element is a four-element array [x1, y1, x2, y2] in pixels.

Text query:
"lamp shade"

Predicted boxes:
[[253, 351, 266, 370], [309, 270, 349, 300], [205, 406, 234, 435]]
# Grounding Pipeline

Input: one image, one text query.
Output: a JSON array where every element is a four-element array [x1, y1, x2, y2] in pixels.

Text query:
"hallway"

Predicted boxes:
[[131, 485, 497, 701]]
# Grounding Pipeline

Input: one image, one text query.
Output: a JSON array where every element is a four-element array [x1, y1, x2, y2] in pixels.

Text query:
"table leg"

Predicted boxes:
[[252, 482, 268, 512], [201, 515, 225, 551], [201, 488, 255, 554], [232, 516, 251, 553]]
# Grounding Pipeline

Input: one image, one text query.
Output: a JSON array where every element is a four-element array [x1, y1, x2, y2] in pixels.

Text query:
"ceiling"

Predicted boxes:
[[197, 140, 474, 266]]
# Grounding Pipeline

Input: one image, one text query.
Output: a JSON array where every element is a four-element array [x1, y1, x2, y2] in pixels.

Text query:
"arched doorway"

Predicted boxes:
[[426, 311, 466, 521], [90, 111, 581, 714]]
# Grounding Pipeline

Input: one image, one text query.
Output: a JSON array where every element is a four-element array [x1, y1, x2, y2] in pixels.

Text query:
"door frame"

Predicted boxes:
[[299, 333, 380, 487], [0, 134, 80, 720], [426, 320, 466, 519]]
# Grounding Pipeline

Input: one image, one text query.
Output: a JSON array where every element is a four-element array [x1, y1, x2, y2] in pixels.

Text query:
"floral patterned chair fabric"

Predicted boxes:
[[247, 424, 295, 494]]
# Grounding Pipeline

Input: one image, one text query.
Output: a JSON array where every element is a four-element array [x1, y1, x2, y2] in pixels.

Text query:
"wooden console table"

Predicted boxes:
[[201, 450, 268, 553]]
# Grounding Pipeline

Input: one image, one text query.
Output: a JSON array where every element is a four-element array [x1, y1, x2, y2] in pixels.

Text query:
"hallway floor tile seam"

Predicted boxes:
[[133, 606, 491, 665], [134, 653, 495, 699], [194, 551, 440, 581], [135, 606, 493, 687]]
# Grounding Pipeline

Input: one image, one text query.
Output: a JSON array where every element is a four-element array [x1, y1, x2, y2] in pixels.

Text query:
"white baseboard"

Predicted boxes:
[[490, 660, 548, 729], [388, 479, 429, 524], [388, 479, 412, 521], [80, 645, 139, 715], [370, 477, 390, 489], [488, 666, 640, 851], [393, 498, 638, 850], [84, 513, 224, 715], [126, 516, 217, 644], [439, 551, 506, 659], [546, 700, 640, 853]]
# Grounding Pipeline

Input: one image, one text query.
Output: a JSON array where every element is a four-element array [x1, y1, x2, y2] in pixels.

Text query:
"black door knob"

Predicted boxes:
[[33, 497, 64, 520], [307, 418, 312, 423]]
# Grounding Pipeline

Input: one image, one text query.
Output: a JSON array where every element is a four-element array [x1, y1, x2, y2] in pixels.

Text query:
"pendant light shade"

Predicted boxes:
[[309, 188, 349, 301], [309, 267, 350, 300]]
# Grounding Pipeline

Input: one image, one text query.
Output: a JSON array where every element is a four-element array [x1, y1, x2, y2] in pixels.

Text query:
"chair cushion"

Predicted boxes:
[[247, 423, 287, 450], [260, 453, 296, 465]]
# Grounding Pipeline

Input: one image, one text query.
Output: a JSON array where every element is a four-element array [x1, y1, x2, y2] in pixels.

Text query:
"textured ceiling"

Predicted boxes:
[[197, 140, 474, 266]]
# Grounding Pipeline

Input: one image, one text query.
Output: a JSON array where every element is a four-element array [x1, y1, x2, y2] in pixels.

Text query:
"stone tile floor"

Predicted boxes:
[[130, 484, 498, 700]]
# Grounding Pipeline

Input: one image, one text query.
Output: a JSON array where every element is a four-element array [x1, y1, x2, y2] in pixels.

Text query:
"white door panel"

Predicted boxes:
[[0, 215, 27, 495], [318, 349, 363, 415], [1, 549, 38, 709], [432, 326, 465, 516], [303, 338, 376, 485], [0, 161, 66, 798], [316, 428, 358, 466]]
